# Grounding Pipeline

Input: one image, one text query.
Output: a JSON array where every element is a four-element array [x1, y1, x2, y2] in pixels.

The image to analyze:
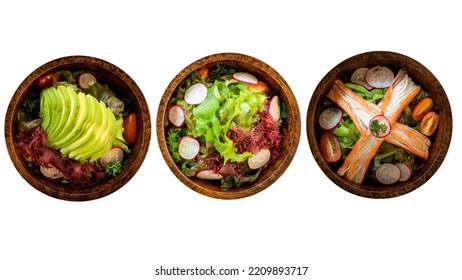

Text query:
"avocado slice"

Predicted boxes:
[[72, 100, 111, 161], [47, 85, 70, 143], [53, 92, 88, 148], [40, 89, 51, 130], [61, 94, 99, 156], [81, 103, 118, 162], [52, 86, 81, 145], [67, 95, 105, 160], [89, 107, 118, 161], [41, 87, 60, 135]]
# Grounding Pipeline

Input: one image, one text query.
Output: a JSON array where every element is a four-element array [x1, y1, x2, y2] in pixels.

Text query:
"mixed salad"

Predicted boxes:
[[16, 70, 137, 188], [165, 65, 286, 190], [317, 66, 439, 185]]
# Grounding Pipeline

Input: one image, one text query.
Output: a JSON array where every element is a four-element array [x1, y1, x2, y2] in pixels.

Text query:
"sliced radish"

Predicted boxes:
[[269, 95, 281, 122], [100, 146, 124, 167], [77, 72, 97, 89], [375, 163, 401, 185], [40, 165, 65, 180], [365, 66, 394, 88], [197, 170, 224, 180], [232, 72, 258, 84], [351, 67, 373, 90], [168, 105, 185, 127], [248, 148, 271, 169], [319, 107, 342, 130], [369, 115, 391, 138], [184, 83, 208, 104], [178, 136, 200, 160], [395, 163, 412, 182]]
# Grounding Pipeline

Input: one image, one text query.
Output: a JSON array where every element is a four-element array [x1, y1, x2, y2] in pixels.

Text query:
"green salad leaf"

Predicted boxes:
[[333, 117, 360, 151], [166, 128, 185, 163], [189, 78, 267, 163], [371, 142, 414, 170], [345, 83, 386, 104]]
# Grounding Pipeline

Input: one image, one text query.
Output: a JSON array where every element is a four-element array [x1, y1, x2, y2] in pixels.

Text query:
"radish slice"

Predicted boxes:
[[369, 115, 391, 138], [319, 107, 342, 130], [375, 163, 401, 185], [184, 83, 208, 104], [197, 170, 224, 180], [351, 67, 373, 90], [168, 105, 185, 127], [77, 72, 97, 89], [178, 136, 200, 160], [395, 163, 412, 182], [365, 66, 394, 88], [232, 72, 258, 84], [100, 146, 124, 168], [248, 148, 271, 169], [40, 165, 65, 179], [269, 95, 281, 122]]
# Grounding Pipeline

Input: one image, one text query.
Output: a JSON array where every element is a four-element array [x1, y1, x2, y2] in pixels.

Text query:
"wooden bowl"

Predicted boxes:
[[4, 55, 151, 201], [157, 53, 301, 199], [307, 51, 452, 198]]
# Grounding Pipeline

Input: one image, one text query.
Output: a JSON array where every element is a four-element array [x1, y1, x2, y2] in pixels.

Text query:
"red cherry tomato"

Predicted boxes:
[[319, 131, 342, 163], [123, 113, 137, 144], [37, 73, 60, 88], [198, 67, 209, 77]]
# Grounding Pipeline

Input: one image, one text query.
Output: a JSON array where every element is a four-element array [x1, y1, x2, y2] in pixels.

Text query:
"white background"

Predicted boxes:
[[1, 1, 460, 279]]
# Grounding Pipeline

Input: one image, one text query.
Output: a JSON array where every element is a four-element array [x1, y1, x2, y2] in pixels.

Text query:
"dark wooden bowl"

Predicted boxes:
[[4, 56, 151, 201], [307, 51, 452, 198], [157, 53, 301, 199]]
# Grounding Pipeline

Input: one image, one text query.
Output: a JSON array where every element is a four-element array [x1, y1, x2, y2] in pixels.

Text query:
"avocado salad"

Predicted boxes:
[[16, 70, 136, 188], [165, 65, 286, 190]]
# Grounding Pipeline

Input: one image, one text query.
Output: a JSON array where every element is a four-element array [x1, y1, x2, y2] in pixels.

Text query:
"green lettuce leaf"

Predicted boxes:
[[333, 117, 360, 150], [188, 79, 267, 163], [345, 83, 386, 104]]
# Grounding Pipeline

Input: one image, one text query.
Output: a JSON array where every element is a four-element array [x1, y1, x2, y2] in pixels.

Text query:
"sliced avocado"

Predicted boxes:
[[73, 100, 113, 161], [40, 90, 51, 130], [66, 95, 104, 159], [47, 85, 69, 142], [85, 106, 117, 161], [89, 108, 118, 161], [61, 94, 99, 156], [53, 92, 88, 148], [52, 86, 81, 145], [41, 87, 59, 134], [48, 85, 71, 143]]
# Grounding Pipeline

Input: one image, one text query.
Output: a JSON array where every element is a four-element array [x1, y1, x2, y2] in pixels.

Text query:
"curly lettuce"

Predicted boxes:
[[188, 78, 267, 163], [333, 117, 360, 150]]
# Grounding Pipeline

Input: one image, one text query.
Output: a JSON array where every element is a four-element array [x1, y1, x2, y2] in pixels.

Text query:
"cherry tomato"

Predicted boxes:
[[123, 113, 137, 144], [198, 67, 209, 77], [37, 73, 60, 88], [412, 98, 433, 121], [420, 111, 439, 136], [319, 131, 342, 163]]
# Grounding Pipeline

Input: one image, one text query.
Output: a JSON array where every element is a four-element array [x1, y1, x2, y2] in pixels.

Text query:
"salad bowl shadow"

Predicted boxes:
[[307, 51, 452, 198], [4, 55, 151, 201], [157, 53, 301, 199]]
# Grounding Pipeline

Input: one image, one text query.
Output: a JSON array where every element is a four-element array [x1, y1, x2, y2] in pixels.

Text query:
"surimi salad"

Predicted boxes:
[[15, 70, 137, 188], [165, 65, 286, 190], [317, 66, 440, 185]]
